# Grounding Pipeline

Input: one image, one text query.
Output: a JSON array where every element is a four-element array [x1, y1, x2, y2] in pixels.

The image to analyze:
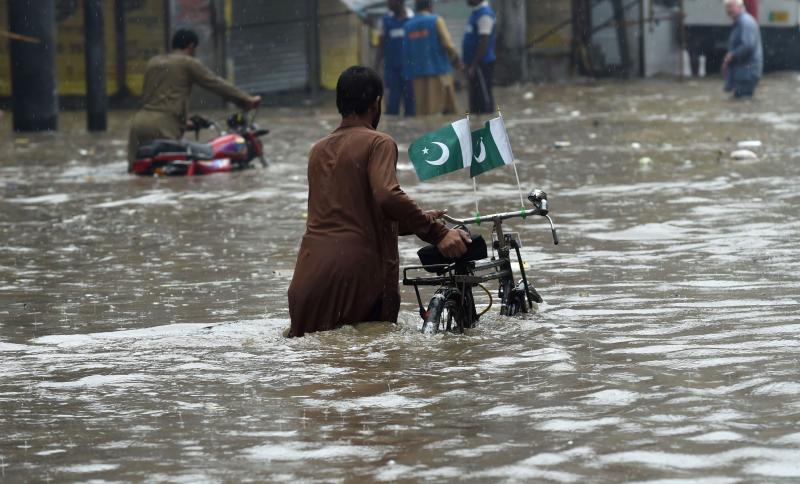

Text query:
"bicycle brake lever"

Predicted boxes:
[[545, 215, 559, 245]]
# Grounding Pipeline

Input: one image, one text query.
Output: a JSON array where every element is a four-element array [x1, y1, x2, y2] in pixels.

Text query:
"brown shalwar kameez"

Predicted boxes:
[[288, 118, 449, 337], [127, 52, 255, 166]]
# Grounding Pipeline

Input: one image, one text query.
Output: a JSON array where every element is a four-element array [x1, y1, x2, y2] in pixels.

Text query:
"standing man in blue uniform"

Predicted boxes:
[[463, 0, 497, 114], [404, 0, 462, 115], [376, 0, 415, 116], [722, 0, 762, 98]]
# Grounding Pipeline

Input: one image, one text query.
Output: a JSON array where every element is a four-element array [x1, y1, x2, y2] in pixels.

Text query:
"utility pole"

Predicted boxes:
[[611, 0, 632, 77], [8, 0, 58, 132], [114, 0, 130, 100], [84, 0, 107, 131]]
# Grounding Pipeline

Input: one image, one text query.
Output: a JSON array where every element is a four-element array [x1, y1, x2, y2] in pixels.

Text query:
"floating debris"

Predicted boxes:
[[638, 157, 653, 165], [737, 140, 762, 148], [631, 142, 642, 150], [523, 91, 534, 100], [731, 149, 758, 160], [553, 141, 571, 149]]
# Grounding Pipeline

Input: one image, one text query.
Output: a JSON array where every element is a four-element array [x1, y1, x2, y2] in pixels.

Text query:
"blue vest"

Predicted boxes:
[[463, 4, 497, 65], [382, 13, 409, 70], [404, 14, 452, 78]]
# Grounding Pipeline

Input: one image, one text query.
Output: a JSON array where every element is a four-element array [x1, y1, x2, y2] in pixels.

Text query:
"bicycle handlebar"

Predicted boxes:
[[442, 208, 543, 226], [441, 207, 559, 246]]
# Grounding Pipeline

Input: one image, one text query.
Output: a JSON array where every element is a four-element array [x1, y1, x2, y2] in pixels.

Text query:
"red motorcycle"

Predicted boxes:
[[131, 112, 269, 177]]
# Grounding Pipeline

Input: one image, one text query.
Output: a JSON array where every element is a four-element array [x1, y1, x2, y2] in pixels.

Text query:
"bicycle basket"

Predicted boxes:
[[417, 235, 488, 272]]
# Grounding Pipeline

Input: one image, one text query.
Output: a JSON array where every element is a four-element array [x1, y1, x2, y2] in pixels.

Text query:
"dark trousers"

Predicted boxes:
[[733, 79, 758, 98], [384, 65, 415, 116], [468, 61, 495, 114]]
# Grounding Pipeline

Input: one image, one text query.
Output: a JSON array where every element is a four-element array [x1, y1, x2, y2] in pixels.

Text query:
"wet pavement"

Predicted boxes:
[[1, 74, 800, 482]]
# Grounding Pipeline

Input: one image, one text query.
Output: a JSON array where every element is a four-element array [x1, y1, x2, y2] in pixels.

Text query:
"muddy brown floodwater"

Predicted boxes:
[[2, 74, 800, 482]]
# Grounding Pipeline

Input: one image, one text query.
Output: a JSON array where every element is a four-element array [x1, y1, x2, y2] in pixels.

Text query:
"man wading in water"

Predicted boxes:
[[287, 66, 470, 337]]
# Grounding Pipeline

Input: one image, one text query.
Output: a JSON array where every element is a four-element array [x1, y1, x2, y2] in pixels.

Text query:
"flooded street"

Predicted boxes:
[[2, 74, 800, 482]]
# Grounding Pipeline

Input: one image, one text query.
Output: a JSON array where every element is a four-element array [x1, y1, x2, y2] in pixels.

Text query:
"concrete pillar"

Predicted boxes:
[[497, 0, 528, 83], [84, 0, 107, 131], [8, 0, 58, 132]]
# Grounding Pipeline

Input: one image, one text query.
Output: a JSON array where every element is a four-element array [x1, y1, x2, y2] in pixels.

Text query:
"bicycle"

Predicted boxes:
[[402, 190, 559, 335]]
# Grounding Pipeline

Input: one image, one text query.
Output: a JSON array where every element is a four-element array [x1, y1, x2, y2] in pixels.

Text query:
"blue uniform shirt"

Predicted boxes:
[[463, 3, 497, 65], [382, 12, 411, 71], [404, 13, 452, 78]]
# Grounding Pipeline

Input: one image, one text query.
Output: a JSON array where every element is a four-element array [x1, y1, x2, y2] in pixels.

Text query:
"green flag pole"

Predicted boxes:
[[497, 106, 526, 212]]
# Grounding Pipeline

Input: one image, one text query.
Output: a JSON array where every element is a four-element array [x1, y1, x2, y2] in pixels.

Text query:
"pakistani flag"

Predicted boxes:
[[470, 117, 515, 177], [409, 118, 473, 181]]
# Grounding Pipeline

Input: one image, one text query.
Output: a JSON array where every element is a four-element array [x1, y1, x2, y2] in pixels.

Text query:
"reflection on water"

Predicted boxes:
[[2, 76, 800, 481]]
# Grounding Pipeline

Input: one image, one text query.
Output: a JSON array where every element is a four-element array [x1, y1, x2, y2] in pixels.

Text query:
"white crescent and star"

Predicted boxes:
[[424, 142, 450, 166], [474, 139, 486, 163]]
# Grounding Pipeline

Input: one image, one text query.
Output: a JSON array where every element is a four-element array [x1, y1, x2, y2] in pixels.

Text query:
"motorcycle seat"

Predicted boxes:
[[136, 139, 214, 160], [183, 141, 214, 160], [417, 235, 487, 272]]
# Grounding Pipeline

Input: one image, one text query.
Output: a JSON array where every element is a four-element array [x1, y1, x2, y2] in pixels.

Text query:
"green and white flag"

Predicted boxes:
[[470, 116, 515, 178], [408, 118, 473, 181]]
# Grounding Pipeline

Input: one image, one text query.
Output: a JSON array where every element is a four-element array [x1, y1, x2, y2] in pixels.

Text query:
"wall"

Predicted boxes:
[[0, 0, 166, 98], [319, 0, 363, 90], [526, 0, 572, 80]]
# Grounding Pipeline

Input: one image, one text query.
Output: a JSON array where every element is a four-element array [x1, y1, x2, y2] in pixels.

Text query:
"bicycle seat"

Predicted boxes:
[[417, 234, 487, 272]]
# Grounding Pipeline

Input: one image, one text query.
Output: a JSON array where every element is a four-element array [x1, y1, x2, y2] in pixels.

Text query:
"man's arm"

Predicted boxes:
[[367, 136, 449, 244], [435, 17, 463, 70], [367, 136, 470, 258], [467, 14, 494, 75], [188, 58, 259, 109]]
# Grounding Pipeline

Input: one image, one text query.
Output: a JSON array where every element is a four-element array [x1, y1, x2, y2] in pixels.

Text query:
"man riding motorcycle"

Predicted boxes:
[[127, 29, 260, 172]]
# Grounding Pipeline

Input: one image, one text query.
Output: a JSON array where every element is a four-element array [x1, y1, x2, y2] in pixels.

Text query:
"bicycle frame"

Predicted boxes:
[[402, 190, 558, 333]]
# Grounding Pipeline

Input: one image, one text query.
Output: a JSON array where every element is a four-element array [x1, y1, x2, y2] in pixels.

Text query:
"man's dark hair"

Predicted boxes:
[[172, 29, 199, 50], [336, 66, 384, 117], [415, 0, 433, 11]]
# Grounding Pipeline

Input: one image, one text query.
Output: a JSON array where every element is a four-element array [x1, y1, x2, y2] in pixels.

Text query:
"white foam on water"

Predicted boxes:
[[39, 373, 149, 389], [57, 463, 119, 473], [599, 450, 712, 470], [35, 449, 66, 456], [472, 457, 582, 483], [689, 431, 745, 443], [751, 382, 800, 396], [246, 442, 384, 461], [0, 342, 29, 352], [221, 188, 280, 202], [480, 404, 526, 417], [304, 392, 436, 413], [7, 193, 70, 204], [93, 191, 177, 208], [374, 464, 424, 481], [582, 389, 640, 406], [536, 417, 623, 432]]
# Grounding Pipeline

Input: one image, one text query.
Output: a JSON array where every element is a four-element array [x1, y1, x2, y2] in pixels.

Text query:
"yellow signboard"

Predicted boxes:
[[768, 10, 790, 23], [0, 0, 165, 97]]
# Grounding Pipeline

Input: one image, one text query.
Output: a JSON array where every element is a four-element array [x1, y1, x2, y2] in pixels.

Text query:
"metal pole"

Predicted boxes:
[[84, 0, 107, 131], [678, 0, 686, 80], [611, 0, 632, 77], [114, 0, 129, 99], [8, 0, 58, 132]]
